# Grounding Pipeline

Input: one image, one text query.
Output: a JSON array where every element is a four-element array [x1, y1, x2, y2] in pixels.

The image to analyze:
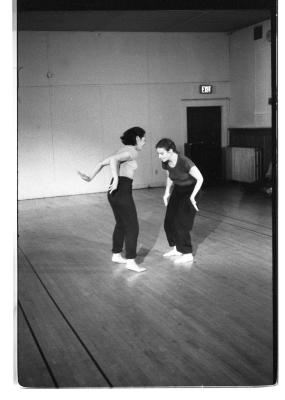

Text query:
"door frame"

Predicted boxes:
[[180, 98, 230, 148]]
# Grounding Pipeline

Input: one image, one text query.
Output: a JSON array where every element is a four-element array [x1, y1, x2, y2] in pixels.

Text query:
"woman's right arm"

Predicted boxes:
[[163, 171, 173, 206], [78, 151, 134, 193], [78, 152, 119, 182], [78, 148, 125, 182], [77, 160, 105, 182]]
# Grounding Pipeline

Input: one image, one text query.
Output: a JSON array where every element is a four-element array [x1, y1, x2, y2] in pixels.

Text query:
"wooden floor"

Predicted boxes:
[[17, 183, 275, 387]]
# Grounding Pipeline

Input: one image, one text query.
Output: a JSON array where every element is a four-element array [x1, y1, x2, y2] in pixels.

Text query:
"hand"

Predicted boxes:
[[109, 178, 118, 194], [78, 171, 92, 182], [190, 196, 199, 212], [163, 193, 170, 206]]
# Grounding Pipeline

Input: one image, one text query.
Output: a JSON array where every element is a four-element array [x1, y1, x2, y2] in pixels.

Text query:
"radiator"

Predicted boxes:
[[226, 146, 262, 183]]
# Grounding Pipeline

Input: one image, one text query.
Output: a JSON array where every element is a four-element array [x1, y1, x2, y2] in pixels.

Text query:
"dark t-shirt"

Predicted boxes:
[[162, 155, 196, 186]]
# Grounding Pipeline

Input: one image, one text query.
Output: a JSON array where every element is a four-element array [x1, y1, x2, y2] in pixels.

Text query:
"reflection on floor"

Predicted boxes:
[[18, 183, 274, 387]]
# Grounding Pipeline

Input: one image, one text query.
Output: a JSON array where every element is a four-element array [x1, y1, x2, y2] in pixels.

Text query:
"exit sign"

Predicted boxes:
[[199, 85, 213, 94]]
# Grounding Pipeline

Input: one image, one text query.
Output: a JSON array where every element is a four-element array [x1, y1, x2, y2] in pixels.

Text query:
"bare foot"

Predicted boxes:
[[126, 260, 146, 272], [112, 253, 127, 264]]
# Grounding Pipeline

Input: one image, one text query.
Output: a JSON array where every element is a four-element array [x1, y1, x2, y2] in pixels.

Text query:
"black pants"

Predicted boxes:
[[107, 176, 139, 259], [164, 184, 197, 254]]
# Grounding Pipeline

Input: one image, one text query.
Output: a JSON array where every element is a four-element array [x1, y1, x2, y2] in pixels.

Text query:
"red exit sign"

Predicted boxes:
[[199, 85, 213, 94]]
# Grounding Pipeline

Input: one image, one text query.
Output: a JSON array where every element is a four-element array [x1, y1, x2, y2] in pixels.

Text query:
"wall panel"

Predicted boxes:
[[18, 32, 49, 87], [147, 33, 229, 83], [51, 86, 106, 195], [48, 32, 148, 86], [229, 20, 271, 127], [18, 87, 55, 199]]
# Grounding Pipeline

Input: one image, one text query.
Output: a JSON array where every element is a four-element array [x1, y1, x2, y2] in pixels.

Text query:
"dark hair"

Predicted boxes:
[[120, 127, 145, 145], [155, 138, 178, 153]]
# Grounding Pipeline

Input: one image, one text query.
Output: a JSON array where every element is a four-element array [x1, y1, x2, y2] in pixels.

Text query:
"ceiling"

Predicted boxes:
[[17, 9, 271, 32], [17, 0, 274, 11], [17, 0, 273, 32]]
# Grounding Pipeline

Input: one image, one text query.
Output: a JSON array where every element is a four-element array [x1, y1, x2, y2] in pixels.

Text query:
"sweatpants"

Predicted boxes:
[[107, 176, 139, 259], [164, 184, 197, 254]]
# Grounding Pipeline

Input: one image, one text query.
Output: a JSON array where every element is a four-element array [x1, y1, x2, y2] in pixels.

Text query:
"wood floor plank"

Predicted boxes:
[[17, 306, 56, 388], [196, 184, 272, 229], [18, 249, 111, 388], [17, 185, 274, 386]]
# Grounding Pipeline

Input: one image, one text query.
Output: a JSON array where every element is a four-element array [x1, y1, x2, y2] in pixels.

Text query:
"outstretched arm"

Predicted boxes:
[[189, 166, 203, 211], [78, 161, 104, 182], [78, 150, 134, 193], [78, 153, 120, 182]]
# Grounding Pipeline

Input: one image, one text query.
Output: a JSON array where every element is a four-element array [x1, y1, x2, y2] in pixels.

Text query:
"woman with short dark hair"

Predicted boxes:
[[78, 127, 146, 272], [156, 138, 204, 263]]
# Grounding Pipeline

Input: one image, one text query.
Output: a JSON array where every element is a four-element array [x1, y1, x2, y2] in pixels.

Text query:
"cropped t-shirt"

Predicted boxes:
[[162, 155, 196, 186], [118, 145, 138, 179]]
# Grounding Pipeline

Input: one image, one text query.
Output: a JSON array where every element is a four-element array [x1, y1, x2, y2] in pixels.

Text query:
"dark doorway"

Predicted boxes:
[[185, 106, 222, 185]]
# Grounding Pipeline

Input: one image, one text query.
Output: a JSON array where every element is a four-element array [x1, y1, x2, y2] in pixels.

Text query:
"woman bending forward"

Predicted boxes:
[[156, 138, 203, 264]]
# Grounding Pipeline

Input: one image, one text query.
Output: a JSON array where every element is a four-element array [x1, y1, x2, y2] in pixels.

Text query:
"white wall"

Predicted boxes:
[[229, 19, 271, 127], [18, 31, 230, 199]]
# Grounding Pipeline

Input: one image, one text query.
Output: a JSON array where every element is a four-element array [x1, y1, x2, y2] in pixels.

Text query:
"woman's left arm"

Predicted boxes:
[[189, 166, 204, 211]]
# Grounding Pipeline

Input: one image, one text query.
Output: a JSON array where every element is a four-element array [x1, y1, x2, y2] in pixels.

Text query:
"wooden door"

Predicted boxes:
[[185, 106, 222, 184]]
